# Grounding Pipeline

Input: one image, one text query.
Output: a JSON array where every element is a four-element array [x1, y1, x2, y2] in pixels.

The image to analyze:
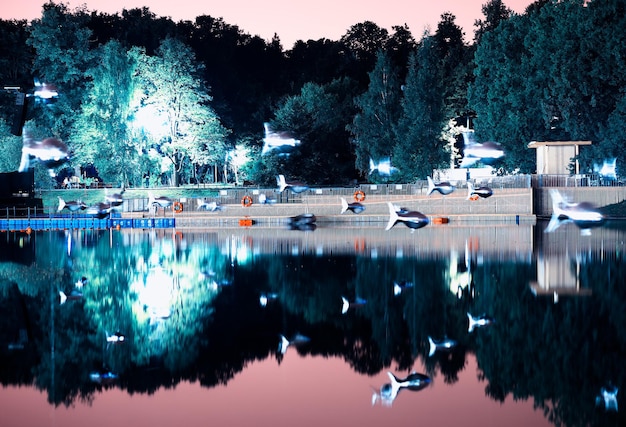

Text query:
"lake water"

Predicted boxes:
[[0, 220, 624, 427]]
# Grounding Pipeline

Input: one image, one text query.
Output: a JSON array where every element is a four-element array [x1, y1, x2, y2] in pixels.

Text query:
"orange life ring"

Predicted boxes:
[[173, 201, 183, 213], [353, 190, 366, 202], [241, 195, 253, 207]]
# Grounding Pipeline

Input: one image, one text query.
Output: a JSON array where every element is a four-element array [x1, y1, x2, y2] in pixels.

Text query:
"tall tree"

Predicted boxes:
[[27, 2, 93, 140], [349, 51, 402, 180], [71, 40, 141, 186], [134, 37, 229, 186], [393, 39, 449, 180]]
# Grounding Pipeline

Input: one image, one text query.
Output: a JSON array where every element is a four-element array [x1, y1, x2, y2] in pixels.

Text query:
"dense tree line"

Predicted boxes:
[[0, 0, 624, 188]]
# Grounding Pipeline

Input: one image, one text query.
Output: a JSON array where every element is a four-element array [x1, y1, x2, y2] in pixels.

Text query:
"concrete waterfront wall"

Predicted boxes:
[[533, 187, 626, 217]]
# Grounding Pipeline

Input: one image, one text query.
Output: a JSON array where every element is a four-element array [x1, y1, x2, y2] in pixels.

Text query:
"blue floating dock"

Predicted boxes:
[[0, 216, 175, 231]]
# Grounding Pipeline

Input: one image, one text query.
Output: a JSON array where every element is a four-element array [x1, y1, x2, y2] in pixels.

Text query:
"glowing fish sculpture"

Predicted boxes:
[[460, 131, 505, 167], [341, 296, 367, 314], [277, 333, 310, 355], [261, 123, 300, 155], [594, 158, 617, 182], [57, 197, 86, 212], [545, 189, 604, 234], [385, 202, 429, 231], [467, 182, 493, 200], [369, 157, 398, 177], [197, 199, 222, 211], [148, 192, 173, 209], [18, 131, 69, 176], [427, 176, 455, 196], [33, 79, 59, 101], [340, 197, 365, 214], [372, 371, 431, 407], [277, 174, 309, 194]]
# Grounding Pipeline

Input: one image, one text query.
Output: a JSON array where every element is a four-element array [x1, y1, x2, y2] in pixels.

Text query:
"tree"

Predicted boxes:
[[134, 37, 229, 186], [473, 0, 512, 43], [349, 51, 402, 180], [71, 40, 141, 186], [393, 39, 450, 180], [27, 2, 94, 140]]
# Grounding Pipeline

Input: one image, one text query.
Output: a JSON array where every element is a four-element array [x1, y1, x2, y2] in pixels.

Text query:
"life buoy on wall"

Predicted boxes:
[[241, 195, 253, 207], [353, 190, 366, 202], [173, 201, 183, 213]]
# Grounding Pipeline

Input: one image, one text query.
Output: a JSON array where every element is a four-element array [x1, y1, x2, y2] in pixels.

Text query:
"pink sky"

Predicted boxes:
[[0, 354, 550, 427], [2, 0, 534, 48]]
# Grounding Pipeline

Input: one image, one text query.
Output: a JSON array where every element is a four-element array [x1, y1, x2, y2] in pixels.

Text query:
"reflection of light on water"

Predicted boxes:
[[130, 267, 173, 322], [448, 249, 470, 297]]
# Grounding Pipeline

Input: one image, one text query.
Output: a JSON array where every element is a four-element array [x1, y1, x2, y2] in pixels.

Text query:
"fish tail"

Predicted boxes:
[[466, 182, 474, 200], [546, 189, 564, 233], [277, 175, 287, 193], [427, 176, 435, 195], [385, 202, 399, 231], [59, 291, 67, 305], [387, 371, 400, 386], [467, 313, 476, 332], [57, 197, 65, 212], [369, 158, 376, 175], [428, 336, 436, 357], [341, 296, 349, 314], [340, 197, 348, 214]]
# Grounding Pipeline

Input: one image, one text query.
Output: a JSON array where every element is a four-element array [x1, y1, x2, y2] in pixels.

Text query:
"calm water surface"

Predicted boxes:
[[0, 221, 624, 427]]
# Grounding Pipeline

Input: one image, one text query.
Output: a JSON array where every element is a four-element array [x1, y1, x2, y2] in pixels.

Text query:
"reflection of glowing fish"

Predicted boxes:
[[467, 182, 493, 200], [277, 174, 309, 193], [106, 331, 125, 343], [341, 296, 367, 314], [261, 123, 300, 155], [59, 290, 83, 305], [596, 385, 618, 412], [393, 281, 413, 296], [460, 132, 504, 167], [385, 202, 429, 231], [90, 371, 118, 384], [369, 157, 398, 176], [467, 313, 495, 332], [428, 336, 457, 356], [545, 189, 604, 234], [277, 333, 310, 355], [341, 197, 365, 214], [148, 192, 173, 209], [427, 176, 455, 195], [19, 131, 69, 176], [372, 371, 431, 407], [57, 197, 86, 212], [259, 292, 278, 307], [197, 199, 222, 211]]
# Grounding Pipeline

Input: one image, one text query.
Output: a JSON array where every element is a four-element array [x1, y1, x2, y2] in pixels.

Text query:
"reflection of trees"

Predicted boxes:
[[1, 230, 626, 426]]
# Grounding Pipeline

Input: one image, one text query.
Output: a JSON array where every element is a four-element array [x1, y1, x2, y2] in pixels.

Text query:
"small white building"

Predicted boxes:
[[527, 140, 592, 174]]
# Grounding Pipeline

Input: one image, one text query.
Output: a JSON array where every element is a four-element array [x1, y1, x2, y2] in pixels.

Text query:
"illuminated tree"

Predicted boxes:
[[134, 37, 229, 186], [71, 40, 142, 186]]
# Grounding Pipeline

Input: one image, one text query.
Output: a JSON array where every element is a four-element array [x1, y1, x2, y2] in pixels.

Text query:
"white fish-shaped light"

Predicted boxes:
[[341, 296, 367, 314], [459, 131, 504, 167], [369, 157, 398, 176], [385, 202, 429, 231], [106, 331, 126, 343], [340, 197, 365, 214], [33, 80, 59, 100], [467, 313, 495, 332], [85, 202, 113, 219], [148, 192, 173, 209], [393, 281, 413, 296], [197, 199, 222, 211], [57, 197, 86, 212], [19, 131, 69, 176], [545, 189, 604, 234], [277, 333, 310, 355], [428, 336, 457, 357], [594, 158, 617, 181], [372, 371, 431, 407], [261, 123, 300, 155], [427, 176, 455, 196], [467, 182, 493, 200], [277, 174, 309, 194]]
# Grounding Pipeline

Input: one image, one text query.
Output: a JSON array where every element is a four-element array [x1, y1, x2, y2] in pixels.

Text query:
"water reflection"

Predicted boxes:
[[0, 222, 625, 426]]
